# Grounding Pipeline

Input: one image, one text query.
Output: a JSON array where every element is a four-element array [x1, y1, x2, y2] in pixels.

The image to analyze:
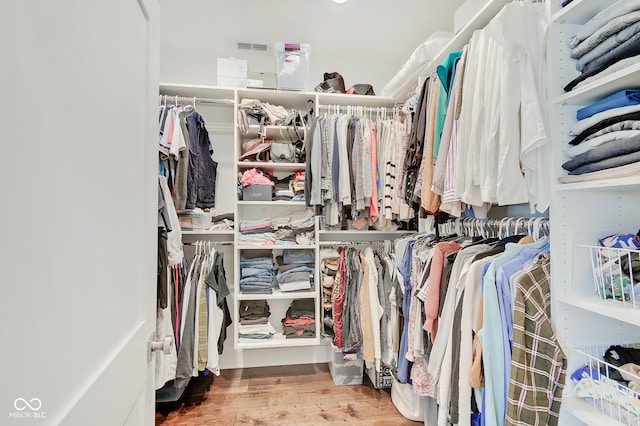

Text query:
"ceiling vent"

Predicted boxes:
[[237, 42, 270, 53]]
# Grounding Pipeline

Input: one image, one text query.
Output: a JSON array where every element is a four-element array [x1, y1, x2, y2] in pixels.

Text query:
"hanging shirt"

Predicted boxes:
[[481, 237, 549, 426], [490, 2, 550, 213], [506, 255, 566, 426]]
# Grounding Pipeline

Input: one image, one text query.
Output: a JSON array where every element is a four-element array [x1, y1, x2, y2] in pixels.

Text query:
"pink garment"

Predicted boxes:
[[240, 168, 275, 186], [423, 241, 460, 340], [369, 121, 379, 218], [240, 222, 273, 232], [333, 248, 346, 349], [411, 357, 438, 397], [283, 315, 315, 327], [166, 108, 176, 147]]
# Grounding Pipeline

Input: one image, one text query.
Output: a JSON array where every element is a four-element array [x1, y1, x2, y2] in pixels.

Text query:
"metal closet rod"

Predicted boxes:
[[159, 94, 235, 106], [183, 241, 234, 245]]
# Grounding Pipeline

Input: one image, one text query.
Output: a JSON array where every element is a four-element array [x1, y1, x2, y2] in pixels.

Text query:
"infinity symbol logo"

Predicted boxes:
[[14, 398, 42, 411]]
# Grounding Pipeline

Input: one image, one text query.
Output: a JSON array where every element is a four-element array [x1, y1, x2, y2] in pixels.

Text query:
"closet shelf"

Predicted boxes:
[[237, 289, 316, 301], [241, 124, 306, 139], [237, 161, 306, 172], [237, 200, 306, 206], [159, 82, 234, 100], [181, 230, 234, 235], [551, 0, 613, 25], [558, 295, 640, 328], [316, 92, 396, 108], [318, 230, 416, 242], [237, 88, 315, 108], [236, 333, 320, 349], [554, 176, 640, 192], [553, 62, 640, 106], [182, 230, 234, 243], [237, 244, 317, 250], [562, 395, 626, 426]]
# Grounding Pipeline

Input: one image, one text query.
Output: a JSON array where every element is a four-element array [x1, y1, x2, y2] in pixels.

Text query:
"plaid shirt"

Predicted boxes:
[[506, 255, 566, 426]]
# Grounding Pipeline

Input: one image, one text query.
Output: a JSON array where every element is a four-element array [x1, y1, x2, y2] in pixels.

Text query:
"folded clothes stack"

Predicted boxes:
[[282, 299, 316, 339], [239, 300, 275, 343], [238, 208, 315, 246], [564, 0, 640, 92], [274, 249, 314, 292], [209, 212, 234, 231], [560, 89, 640, 181], [239, 251, 274, 294]]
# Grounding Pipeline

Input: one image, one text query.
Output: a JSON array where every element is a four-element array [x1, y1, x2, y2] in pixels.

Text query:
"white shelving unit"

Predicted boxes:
[[548, 1, 640, 424], [233, 88, 319, 350], [158, 83, 411, 367]]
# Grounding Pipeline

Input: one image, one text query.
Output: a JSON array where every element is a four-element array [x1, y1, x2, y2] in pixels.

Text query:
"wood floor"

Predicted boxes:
[[155, 363, 420, 425]]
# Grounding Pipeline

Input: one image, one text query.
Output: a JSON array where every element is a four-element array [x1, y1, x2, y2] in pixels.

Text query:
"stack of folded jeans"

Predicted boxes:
[[282, 299, 316, 338], [238, 300, 276, 343], [239, 251, 274, 294], [565, 0, 640, 92], [274, 249, 315, 292]]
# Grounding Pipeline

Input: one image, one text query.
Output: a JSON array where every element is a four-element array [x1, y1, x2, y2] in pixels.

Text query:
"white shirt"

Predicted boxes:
[[491, 2, 551, 213]]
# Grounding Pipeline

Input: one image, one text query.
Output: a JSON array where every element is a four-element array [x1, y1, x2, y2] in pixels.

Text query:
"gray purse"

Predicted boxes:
[[270, 142, 296, 163]]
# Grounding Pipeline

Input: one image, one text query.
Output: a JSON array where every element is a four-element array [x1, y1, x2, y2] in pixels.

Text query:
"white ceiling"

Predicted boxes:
[[158, 0, 466, 93]]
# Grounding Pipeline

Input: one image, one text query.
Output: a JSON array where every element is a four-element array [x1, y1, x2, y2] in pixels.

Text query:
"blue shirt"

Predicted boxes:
[[481, 237, 549, 426], [495, 242, 550, 411]]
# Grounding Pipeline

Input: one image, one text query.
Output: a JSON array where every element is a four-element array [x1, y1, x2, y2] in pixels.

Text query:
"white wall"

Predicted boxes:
[[158, 0, 465, 93]]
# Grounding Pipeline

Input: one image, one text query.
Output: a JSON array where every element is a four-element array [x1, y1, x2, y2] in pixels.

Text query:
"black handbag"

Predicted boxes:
[[347, 84, 375, 96], [315, 72, 346, 93]]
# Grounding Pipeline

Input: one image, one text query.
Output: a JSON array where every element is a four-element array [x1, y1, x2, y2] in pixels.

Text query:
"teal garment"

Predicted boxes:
[[433, 50, 463, 161]]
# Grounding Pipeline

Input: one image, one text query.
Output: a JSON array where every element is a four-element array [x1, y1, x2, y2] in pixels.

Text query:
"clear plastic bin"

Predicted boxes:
[[328, 345, 363, 386]]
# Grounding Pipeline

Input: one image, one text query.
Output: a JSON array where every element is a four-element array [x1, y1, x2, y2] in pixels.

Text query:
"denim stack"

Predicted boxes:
[[274, 249, 314, 292], [239, 251, 274, 294]]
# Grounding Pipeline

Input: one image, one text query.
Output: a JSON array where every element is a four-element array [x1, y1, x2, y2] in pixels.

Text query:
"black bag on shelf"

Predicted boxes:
[[314, 72, 346, 93], [347, 84, 375, 96]]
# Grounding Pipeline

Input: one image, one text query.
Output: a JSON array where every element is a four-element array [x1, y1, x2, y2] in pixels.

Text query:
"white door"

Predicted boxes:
[[0, 1, 159, 425]]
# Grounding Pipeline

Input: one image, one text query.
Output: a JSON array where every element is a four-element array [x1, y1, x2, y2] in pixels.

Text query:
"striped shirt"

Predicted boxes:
[[506, 254, 566, 426]]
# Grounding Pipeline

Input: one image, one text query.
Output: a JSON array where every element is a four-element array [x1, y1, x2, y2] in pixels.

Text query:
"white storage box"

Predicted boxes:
[[274, 43, 310, 91], [328, 346, 363, 386]]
